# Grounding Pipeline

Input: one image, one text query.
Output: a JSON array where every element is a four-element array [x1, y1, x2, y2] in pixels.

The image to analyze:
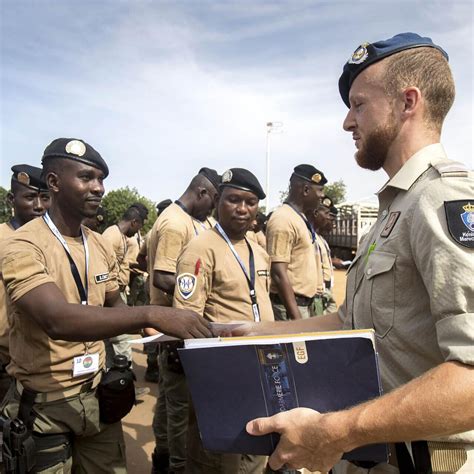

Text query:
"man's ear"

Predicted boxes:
[[401, 86, 422, 118], [302, 183, 310, 197], [46, 171, 59, 193], [6, 191, 14, 207]]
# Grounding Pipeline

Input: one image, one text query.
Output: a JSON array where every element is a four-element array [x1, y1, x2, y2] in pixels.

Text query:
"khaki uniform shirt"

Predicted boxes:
[[246, 230, 267, 250], [315, 234, 333, 287], [339, 144, 474, 442], [147, 203, 202, 306], [102, 225, 130, 288], [266, 204, 323, 297], [0, 218, 119, 392], [173, 228, 274, 323], [0, 223, 15, 365]]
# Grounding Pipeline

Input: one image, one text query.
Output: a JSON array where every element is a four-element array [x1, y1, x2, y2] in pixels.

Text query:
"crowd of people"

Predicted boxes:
[[0, 31, 473, 474]]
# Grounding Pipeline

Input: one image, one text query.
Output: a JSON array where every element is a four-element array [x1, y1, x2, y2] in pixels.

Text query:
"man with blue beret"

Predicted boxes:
[[236, 33, 474, 473], [0, 137, 212, 472]]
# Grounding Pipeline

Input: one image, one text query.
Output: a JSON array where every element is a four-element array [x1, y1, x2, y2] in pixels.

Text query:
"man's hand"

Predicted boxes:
[[148, 306, 213, 339], [246, 408, 345, 472]]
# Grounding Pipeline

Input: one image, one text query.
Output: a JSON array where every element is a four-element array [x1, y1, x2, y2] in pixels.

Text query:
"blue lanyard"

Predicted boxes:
[[43, 212, 89, 305], [215, 223, 260, 322], [284, 202, 316, 243]]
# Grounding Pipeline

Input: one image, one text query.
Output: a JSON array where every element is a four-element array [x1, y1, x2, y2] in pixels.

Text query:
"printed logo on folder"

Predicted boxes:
[[257, 345, 297, 414]]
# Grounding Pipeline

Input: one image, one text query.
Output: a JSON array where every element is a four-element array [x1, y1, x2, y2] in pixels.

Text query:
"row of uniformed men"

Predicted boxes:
[[0, 148, 333, 473], [132, 163, 336, 474]]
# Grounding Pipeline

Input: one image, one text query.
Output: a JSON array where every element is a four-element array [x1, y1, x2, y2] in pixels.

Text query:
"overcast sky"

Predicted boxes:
[[1, 1, 472, 209]]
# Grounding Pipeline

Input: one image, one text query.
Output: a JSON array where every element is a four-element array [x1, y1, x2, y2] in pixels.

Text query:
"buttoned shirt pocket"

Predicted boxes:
[[365, 251, 397, 338]]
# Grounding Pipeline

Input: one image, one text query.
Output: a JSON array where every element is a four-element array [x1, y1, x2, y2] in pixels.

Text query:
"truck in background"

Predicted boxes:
[[325, 200, 379, 261]]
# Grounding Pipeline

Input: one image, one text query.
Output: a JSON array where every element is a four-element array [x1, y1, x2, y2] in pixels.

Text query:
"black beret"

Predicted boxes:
[[292, 164, 328, 186], [42, 138, 109, 177], [11, 164, 48, 192], [199, 167, 220, 191], [339, 32, 449, 108], [156, 199, 173, 213], [219, 168, 266, 200], [321, 196, 333, 209], [329, 206, 339, 217]]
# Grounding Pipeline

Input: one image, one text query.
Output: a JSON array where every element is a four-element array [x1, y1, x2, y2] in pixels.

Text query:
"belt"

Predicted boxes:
[[16, 371, 102, 403], [270, 293, 317, 307]]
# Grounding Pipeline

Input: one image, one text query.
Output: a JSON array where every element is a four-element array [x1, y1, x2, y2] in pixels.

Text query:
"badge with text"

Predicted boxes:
[[177, 273, 197, 300], [95, 272, 109, 283], [444, 200, 474, 248], [73, 353, 99, 377], [380, 212, 401, 238]]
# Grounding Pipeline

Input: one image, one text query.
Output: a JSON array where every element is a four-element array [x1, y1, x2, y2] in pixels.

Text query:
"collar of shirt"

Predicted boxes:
[[377, 143, 447, 195]]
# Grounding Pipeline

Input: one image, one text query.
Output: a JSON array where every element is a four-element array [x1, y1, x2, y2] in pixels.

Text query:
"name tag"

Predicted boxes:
[[257, 270, 270, 277], [73, 353, 99, 377], [95, 272, 109, 283]]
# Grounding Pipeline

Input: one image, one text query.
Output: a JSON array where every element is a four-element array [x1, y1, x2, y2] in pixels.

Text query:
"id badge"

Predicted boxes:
[[73, 353, 99, 377]]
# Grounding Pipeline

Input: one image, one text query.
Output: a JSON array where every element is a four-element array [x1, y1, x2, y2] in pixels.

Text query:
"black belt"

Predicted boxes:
[[270, 293, 317, 307]]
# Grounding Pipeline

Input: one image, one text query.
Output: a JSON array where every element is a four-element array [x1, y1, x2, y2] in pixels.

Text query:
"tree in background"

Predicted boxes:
[[278, 179, 346, 206], [323, 179, 346, 205], [0, 186, 12, 224], [101, 186, 158, 233]]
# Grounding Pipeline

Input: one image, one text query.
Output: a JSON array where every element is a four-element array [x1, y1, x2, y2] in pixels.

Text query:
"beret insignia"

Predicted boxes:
[[312, 173, 322, 184], [17, 172, 30, 185], [323, 197, 332, 207], [222, 170, 233, 183], [349, 42, 369, 65], [65, 140, 86, 157]]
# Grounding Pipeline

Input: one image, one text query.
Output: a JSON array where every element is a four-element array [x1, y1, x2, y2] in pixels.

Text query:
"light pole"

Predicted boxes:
[[265, 121, 283, 213]]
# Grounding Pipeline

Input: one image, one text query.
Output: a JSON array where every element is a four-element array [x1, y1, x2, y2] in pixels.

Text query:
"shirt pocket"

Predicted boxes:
[[365, 251, 397, 338]]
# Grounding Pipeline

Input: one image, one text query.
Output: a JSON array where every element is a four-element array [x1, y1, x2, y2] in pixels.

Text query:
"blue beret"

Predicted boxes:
[[219, 168, 266, 200], [292, 164, 328, 186], [11, 164, 48, 191], [339, 33, 449, 107], [42, 138, 109, 177]]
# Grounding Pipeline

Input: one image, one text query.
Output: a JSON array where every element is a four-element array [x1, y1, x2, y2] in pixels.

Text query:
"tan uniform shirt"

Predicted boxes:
[[173, 228, 274, 323], [266, 204, 323, 297], [339, 144, 474, 442], [147, 203, 202, 306], [0, 223, 15, 365], [246, 230, 267, 250], [102, 225, 130, 288], [0, 218, 119, 392], [315, 233, 333, 287]]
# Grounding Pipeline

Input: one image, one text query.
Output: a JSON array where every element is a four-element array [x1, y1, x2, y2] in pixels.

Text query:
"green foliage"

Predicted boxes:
[[323, 179, 346, 205], [0, 186, 11, 224], [101, 187, 157, 233], [279, 179, 346, 205]]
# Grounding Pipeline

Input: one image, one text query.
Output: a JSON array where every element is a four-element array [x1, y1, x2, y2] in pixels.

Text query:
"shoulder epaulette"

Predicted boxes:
[[431, 159, 469, 178]]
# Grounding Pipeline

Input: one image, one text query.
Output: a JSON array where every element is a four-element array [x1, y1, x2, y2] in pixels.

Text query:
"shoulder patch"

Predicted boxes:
[[177, 273, 197, 300], [444, 201, 474, 248]]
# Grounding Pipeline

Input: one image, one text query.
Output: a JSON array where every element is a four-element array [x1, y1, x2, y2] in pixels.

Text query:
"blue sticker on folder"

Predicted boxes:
[[257, 345, 297, 414]]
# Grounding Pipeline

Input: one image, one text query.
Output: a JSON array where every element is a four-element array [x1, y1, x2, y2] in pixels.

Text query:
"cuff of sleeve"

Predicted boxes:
[[436, 313, 474, 365]]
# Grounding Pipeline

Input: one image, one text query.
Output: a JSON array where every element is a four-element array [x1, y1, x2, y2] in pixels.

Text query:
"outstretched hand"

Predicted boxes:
[[246, 408, 345, 472], [150, 307, 213, 339]]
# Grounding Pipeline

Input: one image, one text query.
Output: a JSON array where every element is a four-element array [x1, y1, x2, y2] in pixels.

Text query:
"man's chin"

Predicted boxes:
[[355, 151, 385, 171]]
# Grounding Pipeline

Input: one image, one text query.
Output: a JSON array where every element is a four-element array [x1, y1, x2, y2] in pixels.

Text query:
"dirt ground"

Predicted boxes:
[[123, 269, 348, 473]]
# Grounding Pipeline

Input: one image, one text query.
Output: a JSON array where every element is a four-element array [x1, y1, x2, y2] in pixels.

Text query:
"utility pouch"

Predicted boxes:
[[97, 356, 136, 424]]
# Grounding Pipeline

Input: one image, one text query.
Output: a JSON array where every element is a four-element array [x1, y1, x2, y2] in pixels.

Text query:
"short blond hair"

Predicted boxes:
[[383, 48, 455, 131]]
